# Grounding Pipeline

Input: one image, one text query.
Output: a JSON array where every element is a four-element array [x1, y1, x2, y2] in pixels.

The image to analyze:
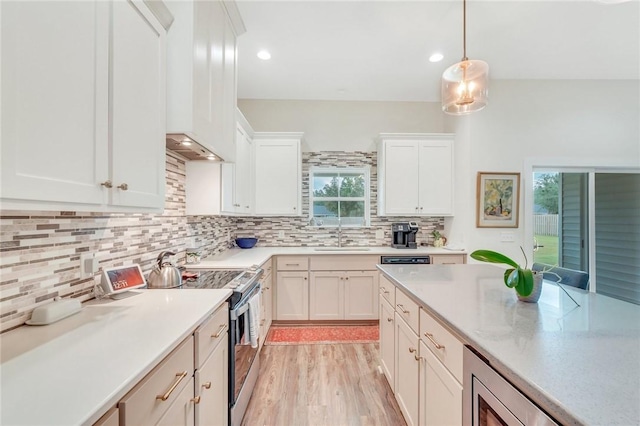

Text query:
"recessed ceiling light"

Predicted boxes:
[[257, 50, 271, 60], [429, 53, 444, 63]]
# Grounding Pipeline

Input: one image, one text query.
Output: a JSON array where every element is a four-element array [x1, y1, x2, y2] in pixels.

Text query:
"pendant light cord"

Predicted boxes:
[[462, 0, 468, 61]]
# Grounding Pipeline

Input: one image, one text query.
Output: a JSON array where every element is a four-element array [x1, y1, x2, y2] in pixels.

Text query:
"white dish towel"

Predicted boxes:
[[248, 291, 261, 348]]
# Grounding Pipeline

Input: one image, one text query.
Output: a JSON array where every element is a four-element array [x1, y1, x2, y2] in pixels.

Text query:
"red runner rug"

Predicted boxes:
[[265, 325, 379, 345]]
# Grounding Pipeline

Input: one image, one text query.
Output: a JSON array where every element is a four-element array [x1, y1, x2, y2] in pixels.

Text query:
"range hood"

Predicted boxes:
[[166, 134, 223, 162]]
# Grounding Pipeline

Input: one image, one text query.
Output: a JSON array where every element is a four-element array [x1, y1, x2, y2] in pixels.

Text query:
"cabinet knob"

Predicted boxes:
[[387, 317, 393, 322], [117, 183, 128, 191], [191, 396, 201, 404], [293, 207, 296, 210], [414, 354, 424, 362], [345, 277, 349, 280], [100, 180, 112, 188], [264, 286, 270, 290], [419, 207, 423, 211], [408, 347, 417, 354], [304, 277, 307, 280], [203, 382, 212, 390]]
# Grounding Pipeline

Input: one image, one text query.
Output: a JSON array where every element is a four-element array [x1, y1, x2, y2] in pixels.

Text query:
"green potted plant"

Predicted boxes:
[[431, 230, 446, 247], [470, 247, 542, 302]]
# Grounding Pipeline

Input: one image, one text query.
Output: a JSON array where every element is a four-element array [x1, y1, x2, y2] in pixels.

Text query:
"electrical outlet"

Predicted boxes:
[[500, 232, 515, 242], [278, 230, 285, 238], [375, 229, 384, 240], [80, 253, 97, 277]]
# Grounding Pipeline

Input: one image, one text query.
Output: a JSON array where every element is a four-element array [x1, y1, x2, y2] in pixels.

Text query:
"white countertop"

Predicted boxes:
[[378, 263, 640, 426], [0, 289, 231, 426], [188, 246, 467, 269]]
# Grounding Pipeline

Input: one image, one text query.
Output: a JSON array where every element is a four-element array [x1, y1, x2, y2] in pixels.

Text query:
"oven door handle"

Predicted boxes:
[[229, 282, 261, 320], [230, 302, 249, 320]]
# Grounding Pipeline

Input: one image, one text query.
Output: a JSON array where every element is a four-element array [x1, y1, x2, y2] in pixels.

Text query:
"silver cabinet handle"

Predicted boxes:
[[396, 304, 409, 314], [100, 180, 112, 188], [117, 183, 128, 191], [424, 332, 445, 349]]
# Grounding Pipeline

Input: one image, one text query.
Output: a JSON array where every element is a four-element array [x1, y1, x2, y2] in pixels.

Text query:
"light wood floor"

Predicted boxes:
[[241, 343, 407, 426]]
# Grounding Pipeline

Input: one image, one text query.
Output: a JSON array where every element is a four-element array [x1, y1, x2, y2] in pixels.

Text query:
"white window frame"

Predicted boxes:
[[309, 166, 371, 227]]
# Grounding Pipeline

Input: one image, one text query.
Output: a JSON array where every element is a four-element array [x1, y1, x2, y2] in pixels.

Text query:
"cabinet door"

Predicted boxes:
[[344, 271, 378, 320], [234, 125, 252, 214], [275, 272, 309, 320], [110, 0, 166, 210], [395, 314, 420, 426], [220, 163, 236, 213], [309, 272, 344, 320], [221, 13, 237, 161], [1, 1, 109, 206], [419, 341, 462, 426], [262, 271, 274, 332], [383, 141, 420, 215], [431, 254, 466, 265], [195, 333, 229, 426], [417, 140, 453, 215], [253, 139, 301, 215], [379, 298, 395, 392], [155, 377, 196, 426]]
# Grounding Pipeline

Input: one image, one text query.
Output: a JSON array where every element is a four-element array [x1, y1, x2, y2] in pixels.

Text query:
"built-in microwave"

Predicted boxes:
[[463, 346, 559, 425]]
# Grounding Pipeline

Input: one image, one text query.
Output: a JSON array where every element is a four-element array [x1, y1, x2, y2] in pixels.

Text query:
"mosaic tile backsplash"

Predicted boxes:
[[0, 149, 442, 332], [0, 152, 231, 332]]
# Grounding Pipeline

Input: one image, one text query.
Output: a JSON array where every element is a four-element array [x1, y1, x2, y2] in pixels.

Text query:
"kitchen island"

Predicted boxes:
[[378, 263, 640, 426]]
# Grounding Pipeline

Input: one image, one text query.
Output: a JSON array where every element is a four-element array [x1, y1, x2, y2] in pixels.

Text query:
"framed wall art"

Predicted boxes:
[[476, 172, 520, 228]]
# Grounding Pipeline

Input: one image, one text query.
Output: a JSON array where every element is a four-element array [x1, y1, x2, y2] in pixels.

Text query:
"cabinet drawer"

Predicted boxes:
[[276, 256, 309, 271], [395, 289, 419, 334], [379, 274, 396, 306], [93, 406, 118, 426], [194, 303, 228, 368], [309, 255, 378, 271], [420, 308, 463, 383], [156, 376, 195, 426], [119, 336, 195, 425], [431, 254, 466, 264]]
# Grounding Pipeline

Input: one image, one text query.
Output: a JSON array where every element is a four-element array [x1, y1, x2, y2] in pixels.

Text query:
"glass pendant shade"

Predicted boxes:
[[442, 59, 489, 115]]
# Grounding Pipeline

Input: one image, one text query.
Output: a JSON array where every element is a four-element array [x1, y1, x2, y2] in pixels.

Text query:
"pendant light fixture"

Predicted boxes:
[[441, 0, 489, 115]]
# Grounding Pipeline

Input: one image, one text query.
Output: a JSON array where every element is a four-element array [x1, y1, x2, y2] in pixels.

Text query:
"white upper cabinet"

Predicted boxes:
[[233, 122, 253, 214], [0, 0, 168, 212], [378, 134, 454, 216], [253, 133, 303, 216], [165, 0, 245, 162]]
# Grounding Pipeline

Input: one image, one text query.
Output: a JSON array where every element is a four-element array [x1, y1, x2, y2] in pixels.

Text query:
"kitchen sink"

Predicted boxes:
[[313, 247, 371, 251]]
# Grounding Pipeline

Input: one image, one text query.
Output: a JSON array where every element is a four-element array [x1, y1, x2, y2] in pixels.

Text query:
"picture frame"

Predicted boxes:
[[476, 172, 520, 228]]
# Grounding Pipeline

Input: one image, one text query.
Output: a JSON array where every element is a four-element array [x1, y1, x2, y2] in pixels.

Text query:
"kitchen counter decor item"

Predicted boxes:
[[147, 251, 182, 289], [431, 230, 446, 247], [470, 247, 542, 302], [185, 246, 202, 264], [235, 237, 258, 249]]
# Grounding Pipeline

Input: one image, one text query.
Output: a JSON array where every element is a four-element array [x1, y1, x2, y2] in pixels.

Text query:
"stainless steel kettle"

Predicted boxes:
[[147, 251, 182, 289]]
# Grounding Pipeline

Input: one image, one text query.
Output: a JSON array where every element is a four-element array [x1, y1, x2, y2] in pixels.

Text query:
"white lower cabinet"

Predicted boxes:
[[275, 271, 309, 320], [419, 341, 462, 426], [309, 271, 379, 320], [195, 333, 229, 426], [380, 275, 464, 426], [379, 297, 395, 392], [395, 313, 420, 426], [157, 377, 196, 426], [309, 272, 344, 320]]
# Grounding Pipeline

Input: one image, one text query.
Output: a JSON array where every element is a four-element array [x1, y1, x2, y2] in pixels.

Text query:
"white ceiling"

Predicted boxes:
[[236, 0, 640, 102]]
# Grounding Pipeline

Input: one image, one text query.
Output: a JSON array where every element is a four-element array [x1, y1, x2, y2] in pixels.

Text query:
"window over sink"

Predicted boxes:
[[309, 167, 370, 227]]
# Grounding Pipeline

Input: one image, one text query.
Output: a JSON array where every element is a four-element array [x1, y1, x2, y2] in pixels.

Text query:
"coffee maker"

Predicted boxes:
[[392, 222, 419, 249]]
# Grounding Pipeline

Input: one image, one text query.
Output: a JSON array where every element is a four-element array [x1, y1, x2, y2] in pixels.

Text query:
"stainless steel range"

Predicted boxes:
[[181, 266, 263, 426]]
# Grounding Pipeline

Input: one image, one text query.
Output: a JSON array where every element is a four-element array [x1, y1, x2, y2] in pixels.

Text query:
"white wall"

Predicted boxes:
[[450, 79, 640, 263], [239, 79, 640, 261], [237, 99, 444, 151]]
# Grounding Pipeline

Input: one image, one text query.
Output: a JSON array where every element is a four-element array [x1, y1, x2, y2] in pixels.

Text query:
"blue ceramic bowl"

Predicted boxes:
[[235, 237, 258, 249]]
